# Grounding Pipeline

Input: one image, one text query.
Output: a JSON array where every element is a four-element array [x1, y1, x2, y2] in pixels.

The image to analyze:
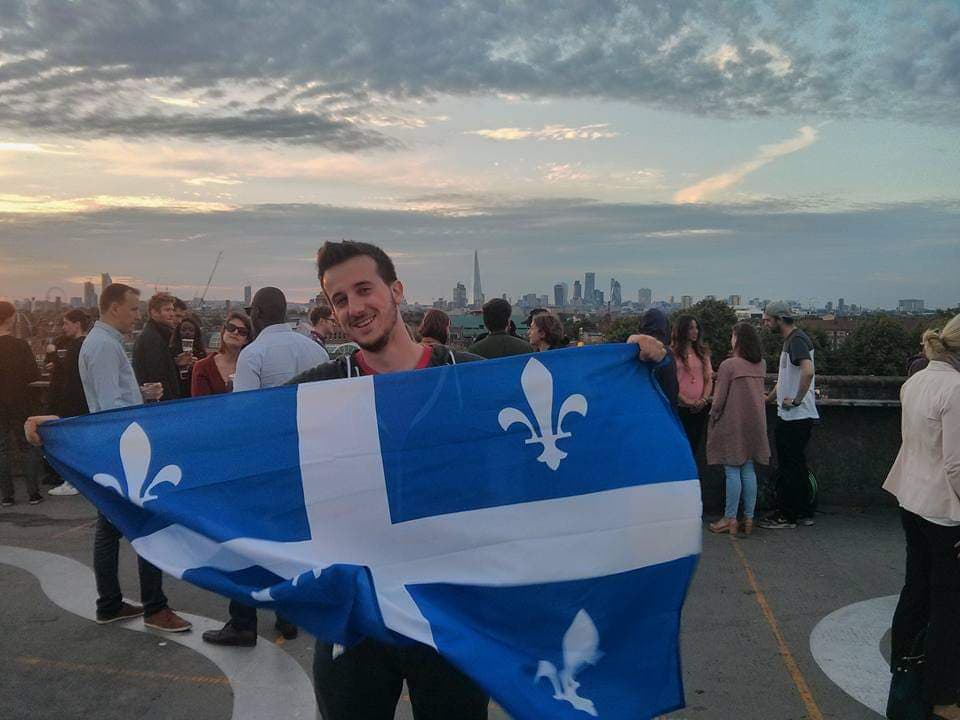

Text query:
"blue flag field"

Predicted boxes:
[[41, 344, 702, 720]]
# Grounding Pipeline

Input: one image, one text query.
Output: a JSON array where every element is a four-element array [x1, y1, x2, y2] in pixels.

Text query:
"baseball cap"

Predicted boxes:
[[764, 300, 793, 319]]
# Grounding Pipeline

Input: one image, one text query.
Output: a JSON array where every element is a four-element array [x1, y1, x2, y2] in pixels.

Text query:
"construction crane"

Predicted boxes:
[[199, 251, 223, 307]]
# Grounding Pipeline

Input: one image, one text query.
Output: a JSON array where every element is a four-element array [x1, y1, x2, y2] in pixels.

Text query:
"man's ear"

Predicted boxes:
[[391, 279, 405, 305]]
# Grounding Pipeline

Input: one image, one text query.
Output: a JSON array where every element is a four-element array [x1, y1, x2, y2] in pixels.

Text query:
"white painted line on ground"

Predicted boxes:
[[0, 545, 317, 720], [809, 595, 897, 717]]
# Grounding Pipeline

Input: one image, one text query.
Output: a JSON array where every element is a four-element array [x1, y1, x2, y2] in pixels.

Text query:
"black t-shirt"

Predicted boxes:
[[784, 329, 814, 367]]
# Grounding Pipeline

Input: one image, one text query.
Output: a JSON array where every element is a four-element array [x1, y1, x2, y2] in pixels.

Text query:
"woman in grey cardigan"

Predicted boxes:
[[706, 323, 770, 535]]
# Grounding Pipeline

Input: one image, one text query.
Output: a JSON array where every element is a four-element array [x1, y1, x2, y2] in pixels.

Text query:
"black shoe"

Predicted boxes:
[[202, 623, 257, 647], [1, 497, 13, 507], [96, 601, 144, 624], [275, 618, 298, 640], [28, 493, 44, 505]]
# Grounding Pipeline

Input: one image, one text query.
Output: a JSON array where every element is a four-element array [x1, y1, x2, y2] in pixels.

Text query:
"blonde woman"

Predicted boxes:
[[884, 313, 960, 719]]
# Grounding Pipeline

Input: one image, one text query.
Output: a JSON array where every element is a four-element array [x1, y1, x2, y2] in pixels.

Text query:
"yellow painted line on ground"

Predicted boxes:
[[731, 537, 824, 720], [17, 656, 229, 686], [50, 519, 97, 540]]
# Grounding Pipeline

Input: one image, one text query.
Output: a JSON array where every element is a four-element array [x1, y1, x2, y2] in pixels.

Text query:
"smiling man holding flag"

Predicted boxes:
[[27, 241, 700, 720]]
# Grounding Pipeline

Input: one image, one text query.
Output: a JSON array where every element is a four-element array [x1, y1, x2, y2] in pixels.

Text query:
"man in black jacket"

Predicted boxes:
[[290, 241, 667, 720], [48, 309, 91, 496], [133, 293, 191, 401], [467, 298, 534, 359]]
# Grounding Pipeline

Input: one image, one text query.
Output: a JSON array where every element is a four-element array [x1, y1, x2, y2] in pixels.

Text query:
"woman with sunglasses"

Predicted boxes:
[[191, 312, 252, 396]]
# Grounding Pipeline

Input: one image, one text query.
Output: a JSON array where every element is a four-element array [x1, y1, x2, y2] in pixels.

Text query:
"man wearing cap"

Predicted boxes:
[[759, 301, 818, 529]]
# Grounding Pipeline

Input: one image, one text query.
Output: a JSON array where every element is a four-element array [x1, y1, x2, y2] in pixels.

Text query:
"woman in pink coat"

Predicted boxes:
[[707, 323, 770, 535]]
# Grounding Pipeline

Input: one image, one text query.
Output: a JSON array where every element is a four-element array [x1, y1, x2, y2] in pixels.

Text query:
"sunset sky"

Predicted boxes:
[[1, 1, 958, 307]]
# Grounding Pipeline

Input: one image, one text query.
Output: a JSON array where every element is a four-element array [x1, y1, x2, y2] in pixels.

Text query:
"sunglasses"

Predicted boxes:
[[224, 323, 250, 336]]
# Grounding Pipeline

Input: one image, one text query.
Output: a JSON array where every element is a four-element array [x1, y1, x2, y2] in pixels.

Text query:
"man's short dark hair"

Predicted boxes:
[[173, 297, 188, 311], [482, 298, 513, 332], [309, 305, 333, 325], [526, 307, 549, 326], [99, 283, 140, 313], [148, 292, 176, 314], [316, 241, 397, 288], [0, 300, 15, 325], [64, 309, 90, 331]]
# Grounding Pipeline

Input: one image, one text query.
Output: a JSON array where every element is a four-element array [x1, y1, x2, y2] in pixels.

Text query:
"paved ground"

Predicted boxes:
[[0, 493, 904, 720]]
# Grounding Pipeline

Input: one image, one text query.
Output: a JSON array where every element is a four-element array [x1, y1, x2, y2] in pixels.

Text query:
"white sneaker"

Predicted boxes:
[[48, 483, 79, 496]]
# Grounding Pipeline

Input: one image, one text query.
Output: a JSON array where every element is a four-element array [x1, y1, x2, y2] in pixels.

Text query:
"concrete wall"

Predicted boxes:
[[696, 375, 905, 513]]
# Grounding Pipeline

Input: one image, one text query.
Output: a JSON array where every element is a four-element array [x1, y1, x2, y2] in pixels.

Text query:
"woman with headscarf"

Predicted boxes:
[[884, 313, 960, 719]]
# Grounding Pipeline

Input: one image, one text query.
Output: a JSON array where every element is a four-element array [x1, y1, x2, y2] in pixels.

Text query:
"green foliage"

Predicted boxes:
[[685, 299, 737, 366], [603, 315, 641, 343], [834, 316, 913, 376]]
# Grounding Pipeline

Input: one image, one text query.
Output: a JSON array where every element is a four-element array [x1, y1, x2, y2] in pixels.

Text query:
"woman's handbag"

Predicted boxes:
[[886, 629, 931, 720]]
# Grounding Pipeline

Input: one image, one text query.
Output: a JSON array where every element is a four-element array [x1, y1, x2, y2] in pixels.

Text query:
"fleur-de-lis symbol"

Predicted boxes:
[[93, 422, 182, 507], [498, 358, 587, 471], [535, 609, 603, 716]]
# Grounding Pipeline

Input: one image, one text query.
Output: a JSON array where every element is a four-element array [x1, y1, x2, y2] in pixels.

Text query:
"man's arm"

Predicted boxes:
[[788, 359, 815, 406], [626, 334, 667, 363], [232, 347, 261, 391], [942, 385, 960, 502]]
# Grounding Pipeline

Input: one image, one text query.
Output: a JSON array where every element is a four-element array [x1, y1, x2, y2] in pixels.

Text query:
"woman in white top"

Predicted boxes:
[[884, 313, 960, 719]]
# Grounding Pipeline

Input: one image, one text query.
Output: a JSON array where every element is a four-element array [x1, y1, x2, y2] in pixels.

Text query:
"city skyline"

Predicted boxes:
[[1, 3, 958, 307]]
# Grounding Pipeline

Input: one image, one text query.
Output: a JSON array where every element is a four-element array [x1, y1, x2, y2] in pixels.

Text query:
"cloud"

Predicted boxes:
[[0, 142, 77, 155], [0, 1, 955, 148], [674, 126, 818, 203], [183, 176, 243, 187], [0, 193, 233, 214], [466, 124, 618, 141]]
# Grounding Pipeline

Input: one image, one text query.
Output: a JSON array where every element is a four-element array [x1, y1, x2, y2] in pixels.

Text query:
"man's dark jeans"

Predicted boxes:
[[313, 638, 488, 720], [93, 513, 167, 617], [774, 418, 814, 522], [891, 508, 960, 706], [0, 425, 41, 500]]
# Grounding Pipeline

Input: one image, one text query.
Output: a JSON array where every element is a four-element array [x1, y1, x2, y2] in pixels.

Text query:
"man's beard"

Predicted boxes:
[[354, 302, 399, 353]]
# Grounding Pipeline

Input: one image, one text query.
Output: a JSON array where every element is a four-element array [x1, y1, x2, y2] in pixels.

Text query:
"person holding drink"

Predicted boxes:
[[133, 293, 190, 401], [173, 314, 206, 398], [191, 312, 251, 396]]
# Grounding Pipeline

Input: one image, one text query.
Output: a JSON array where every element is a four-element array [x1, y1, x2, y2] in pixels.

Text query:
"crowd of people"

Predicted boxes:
[[2, 239, 958, 718]]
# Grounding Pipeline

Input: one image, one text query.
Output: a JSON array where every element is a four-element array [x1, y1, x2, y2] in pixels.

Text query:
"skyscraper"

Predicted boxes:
[[100, 273, 112, 293], [728, 294, 742, 306], [584, 273, 596, 304], [610, 280, 622, 307], [638, 288, 652, 306], [573, 280, 582, 301], [83, 281, 97, 308], [244, 285, 252, 305], [453, 282, 468, 308], [472, 250, 484, 306], [681, 295, 693, 309], [553, 283, 568, 307]]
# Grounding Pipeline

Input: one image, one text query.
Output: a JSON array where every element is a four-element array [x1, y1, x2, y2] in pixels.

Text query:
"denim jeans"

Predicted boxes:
[[93, 512, 167, 617], [0, 425, 41, 500], [723, 461, 757, 519]]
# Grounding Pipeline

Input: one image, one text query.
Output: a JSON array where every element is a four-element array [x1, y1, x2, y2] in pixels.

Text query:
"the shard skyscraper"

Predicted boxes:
[[472, 250, 484, 306]]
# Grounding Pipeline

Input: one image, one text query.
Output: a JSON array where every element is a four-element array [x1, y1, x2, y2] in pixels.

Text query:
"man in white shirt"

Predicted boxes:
[[759, 301, 819, 530], [203, 286, 327, 647], [232, 287, 329, 392]]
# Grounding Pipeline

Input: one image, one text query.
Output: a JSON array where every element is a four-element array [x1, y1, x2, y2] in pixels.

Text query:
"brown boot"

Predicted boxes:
[[144, 607, 192, 633], [742, 518, 754, 536], [708, 518, 738, 534]]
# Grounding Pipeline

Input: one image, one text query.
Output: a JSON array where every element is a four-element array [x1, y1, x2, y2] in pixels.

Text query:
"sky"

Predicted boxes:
[[1, 0, 958, 308]]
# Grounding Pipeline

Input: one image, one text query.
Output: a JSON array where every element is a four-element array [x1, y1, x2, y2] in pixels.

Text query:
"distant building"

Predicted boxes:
[[472, 250, 484, 306], [898, 299, 924, 313], [728, 294, 742, 306], [593, 289, 604, 305], [681, 295, 693, 309], [610, 279, 622, 307], [244, 285, 252, 305], [83, 281, 97, 308], [638, 288, 652, 306], [553, 283, 568, 308], [100, 273, 113, 294], [837, 298, 846, 314], [584, 273, 596, 304], [453, 282, 468, 309], [573, 280, 582, 301]]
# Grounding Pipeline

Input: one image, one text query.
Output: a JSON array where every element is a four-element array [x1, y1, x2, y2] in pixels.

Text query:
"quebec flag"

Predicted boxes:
[[41, 344, 702, 719]]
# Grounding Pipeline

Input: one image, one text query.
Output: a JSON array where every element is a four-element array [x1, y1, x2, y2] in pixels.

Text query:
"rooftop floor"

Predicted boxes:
[[1, 494, 902, 720]]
